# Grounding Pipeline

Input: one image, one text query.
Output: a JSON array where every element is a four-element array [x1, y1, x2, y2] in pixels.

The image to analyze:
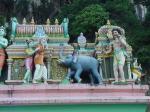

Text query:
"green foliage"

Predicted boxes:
[[71, 4, 109, 41], [0, 16, 6, 26], [32, 0, 54, 23]]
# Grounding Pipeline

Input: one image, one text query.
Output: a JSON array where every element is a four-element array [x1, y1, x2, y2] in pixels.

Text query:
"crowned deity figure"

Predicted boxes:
[[105, 28, 129, 84]]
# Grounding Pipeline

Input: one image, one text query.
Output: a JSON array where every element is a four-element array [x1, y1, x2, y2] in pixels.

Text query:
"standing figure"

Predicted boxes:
[[0, 26, 8, 78], [23, 39, 35, 83], [61, 18, 69, 38], [32, 38, 48, 84], [105, 29, 128, 84], [10, 17, 18, 41]]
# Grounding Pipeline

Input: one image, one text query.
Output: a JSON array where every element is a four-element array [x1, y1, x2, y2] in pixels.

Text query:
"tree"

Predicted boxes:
[[71, 4, 109, 42]]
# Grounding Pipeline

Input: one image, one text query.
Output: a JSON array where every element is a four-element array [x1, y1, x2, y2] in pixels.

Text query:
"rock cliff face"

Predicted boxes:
[[134, 4, 147, 21], [130, 0, 147, 21], [0, 0, 148, 22]]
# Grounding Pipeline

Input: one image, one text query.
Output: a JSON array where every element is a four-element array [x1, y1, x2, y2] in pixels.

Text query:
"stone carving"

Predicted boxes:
[[131, 58, 142, 83], [0, 26, 8, 78], [11, 17, 18, 40], [23, 39, 35, 83], [32, 38, 48, 84], [77, 32, 87, 51], [105, 28, 129, 84], [33, 25, 48, 38], [61, 18, 69, 38], [58, 46, 103, 85]]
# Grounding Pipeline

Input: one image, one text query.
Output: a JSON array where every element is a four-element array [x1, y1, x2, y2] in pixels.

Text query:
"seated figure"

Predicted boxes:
[[77, 32, 87, 51], [131, 58, 142, 83]]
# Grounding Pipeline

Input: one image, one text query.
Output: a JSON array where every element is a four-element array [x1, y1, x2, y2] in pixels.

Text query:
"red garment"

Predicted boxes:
[[0, 49, 5, 69]]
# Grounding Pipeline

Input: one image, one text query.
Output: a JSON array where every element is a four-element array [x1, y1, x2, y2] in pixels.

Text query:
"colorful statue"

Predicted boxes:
[[105, 28, 129, 84], [11, 17, 18, 41], [23, 39, 35, 83], [32, 38, 48, 84], [0, 26, 8, 77], [61, 18, 69, 38], [77, 32, 87, 51], [58, 47, 103, 85], [131, 58, 142, 83], [33, 25, 48, 38]]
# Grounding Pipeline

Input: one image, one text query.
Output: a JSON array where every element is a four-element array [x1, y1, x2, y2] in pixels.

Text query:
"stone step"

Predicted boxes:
[[0, 84, 149, 105]]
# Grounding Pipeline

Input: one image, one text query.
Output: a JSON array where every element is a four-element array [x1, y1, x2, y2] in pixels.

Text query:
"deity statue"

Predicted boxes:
[[105, 28, 129, 84], [32, 38, 48, 84], [77, 32, 87, 51], [10, 17, 18, 41], [33, 25, 48, 38], [61, 18, 69, 38], [23, 39, 36, 83], [0, 26, 8, 78], [131, 58, 142, 83]]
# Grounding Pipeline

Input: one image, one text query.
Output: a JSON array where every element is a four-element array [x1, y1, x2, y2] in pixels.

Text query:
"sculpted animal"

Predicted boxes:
[[58, 49, 103, 85]]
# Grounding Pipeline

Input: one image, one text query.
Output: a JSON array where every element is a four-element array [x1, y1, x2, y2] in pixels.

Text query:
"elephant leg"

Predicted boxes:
[[92, 69, 103, 85], [74, 69, 82, 83], [66, 70, 75, 79], [89, 73, 94, 86]]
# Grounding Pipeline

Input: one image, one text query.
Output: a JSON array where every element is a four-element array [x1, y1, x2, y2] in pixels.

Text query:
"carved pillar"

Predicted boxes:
[[46, 58, 51, 79], [126, 57, 132, 79], [7, 58, 13, 80]]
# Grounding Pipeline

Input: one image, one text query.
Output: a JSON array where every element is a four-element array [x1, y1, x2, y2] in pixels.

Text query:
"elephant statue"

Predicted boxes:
[[58, 49, 103, 85]]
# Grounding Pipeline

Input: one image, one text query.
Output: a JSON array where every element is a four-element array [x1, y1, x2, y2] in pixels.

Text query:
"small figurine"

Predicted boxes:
[[33, 25, 48, 38], [10, 17, 18, 41], [77, 32, 86, 51], [131, 58, 142, 83], [61, 18, 69, 38]]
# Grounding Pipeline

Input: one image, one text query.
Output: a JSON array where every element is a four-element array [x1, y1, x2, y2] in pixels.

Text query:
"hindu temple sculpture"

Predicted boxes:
[[32, 38, 48, 84], [131, 58, 143, 83], [5, 17, 73, 84], [0, 26, 8, 78], [33, 25, 48, 38], [58, 45, 103, 85], [77, 32, 87, 51], [61, 18, 69, 38], [95, 20, 133, 84], [104, 28, 130, 84], [23, 39, 35, 83], [10, 17, 18, 41], [4, 17, 136, 85]]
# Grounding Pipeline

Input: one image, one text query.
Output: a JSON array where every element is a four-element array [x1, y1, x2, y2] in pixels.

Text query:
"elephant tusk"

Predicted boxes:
[[57, 59, 64, 63]]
